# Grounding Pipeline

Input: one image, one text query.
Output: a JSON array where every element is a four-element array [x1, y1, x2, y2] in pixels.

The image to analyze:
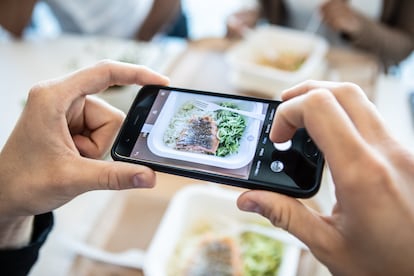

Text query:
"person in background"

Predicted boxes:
[[226, 0, 414, 67], [0, 0, 188, 41], [1, 60, 414, 275]]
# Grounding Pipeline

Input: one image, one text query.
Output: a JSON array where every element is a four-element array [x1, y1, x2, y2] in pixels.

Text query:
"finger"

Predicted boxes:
[[66, 159, 156, 193], [270, 88, 367, 174], [280, 80, 341, 101], [281, 81, 390, 145], [53, 60, 170, 103], [71, 96, 125, 158], [237, 190, 335, 251], [327, 83, 389, 144]]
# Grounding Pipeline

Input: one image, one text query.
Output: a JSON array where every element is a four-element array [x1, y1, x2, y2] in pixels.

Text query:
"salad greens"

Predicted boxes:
[[241, 232, 284, 275], [215, 102, 247, 157]]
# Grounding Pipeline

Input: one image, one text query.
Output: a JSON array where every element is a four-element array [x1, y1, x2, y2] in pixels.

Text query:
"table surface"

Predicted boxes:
[[0, 34, 413, 276]]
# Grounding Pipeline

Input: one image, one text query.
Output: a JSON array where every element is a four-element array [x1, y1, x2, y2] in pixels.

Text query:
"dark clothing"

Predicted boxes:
[[165, 6, 189, 39], [0, 213, 54, 276]]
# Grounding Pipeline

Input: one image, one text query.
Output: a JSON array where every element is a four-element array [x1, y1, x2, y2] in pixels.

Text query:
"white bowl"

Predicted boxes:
[[147, 91, 264, 169], [144, 184, 302, 275], [226, 25, 329, 99]]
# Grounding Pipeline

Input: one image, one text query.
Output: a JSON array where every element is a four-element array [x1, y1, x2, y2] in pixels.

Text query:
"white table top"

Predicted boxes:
[[0, 35, 413, 275]]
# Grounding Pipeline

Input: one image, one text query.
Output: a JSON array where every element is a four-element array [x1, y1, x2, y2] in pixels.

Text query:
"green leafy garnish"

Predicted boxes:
[[215, 102, 247, 157]]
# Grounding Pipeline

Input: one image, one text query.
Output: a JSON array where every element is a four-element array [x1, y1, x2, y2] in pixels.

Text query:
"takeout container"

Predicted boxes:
[[226, 25, 329, 99], [144, 184, 302, 275], [147, 91, 264, 169]]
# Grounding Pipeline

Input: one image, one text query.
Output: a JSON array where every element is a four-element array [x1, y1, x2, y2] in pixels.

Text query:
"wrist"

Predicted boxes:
[[0, 216, 34, 249]]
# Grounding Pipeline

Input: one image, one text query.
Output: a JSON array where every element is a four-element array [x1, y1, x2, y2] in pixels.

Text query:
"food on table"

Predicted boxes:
[[256, 51, 308, 72], [240, 232, 284, 275], [167, 218, 285, 276], [183, 236, 243, 276]]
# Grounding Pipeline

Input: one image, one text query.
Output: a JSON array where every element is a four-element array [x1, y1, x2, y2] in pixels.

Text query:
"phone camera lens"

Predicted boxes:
[[304, 138, 319, 159]]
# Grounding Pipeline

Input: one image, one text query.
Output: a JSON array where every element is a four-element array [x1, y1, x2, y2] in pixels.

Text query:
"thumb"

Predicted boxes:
[[68, 159, 156, 193], [237, 190, 329, 250]]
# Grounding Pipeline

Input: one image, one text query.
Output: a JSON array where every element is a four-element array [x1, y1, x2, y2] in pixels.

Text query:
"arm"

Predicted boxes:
[[237, 80, 414, 275], [226, 0, 286, 39], [321, 0, 414, 65], [0, 0, 37, 37], [0, 61, 169, 250], [135, 0, 181, 41], [0, 217, 33, 248]]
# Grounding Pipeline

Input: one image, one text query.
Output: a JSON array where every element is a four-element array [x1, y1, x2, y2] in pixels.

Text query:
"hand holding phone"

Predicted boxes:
[[111, 86, 324, 198]]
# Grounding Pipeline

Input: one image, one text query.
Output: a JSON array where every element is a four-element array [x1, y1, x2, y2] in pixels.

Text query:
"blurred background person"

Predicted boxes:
[[0, 0, 188, 41], [226, 0, 414, 68]]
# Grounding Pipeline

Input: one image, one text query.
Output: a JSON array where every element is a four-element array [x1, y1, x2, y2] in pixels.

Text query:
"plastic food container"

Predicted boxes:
[[147, 91, 264, 169], [226, 25, 329, 99], [144, 184, 302, 276]]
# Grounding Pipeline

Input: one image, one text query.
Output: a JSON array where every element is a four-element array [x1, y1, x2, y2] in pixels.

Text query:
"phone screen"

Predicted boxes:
[[112, 86, 324, 197]]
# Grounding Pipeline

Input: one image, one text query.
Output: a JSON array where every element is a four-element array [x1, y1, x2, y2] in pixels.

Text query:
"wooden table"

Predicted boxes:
[[69, 38, 380, 276]]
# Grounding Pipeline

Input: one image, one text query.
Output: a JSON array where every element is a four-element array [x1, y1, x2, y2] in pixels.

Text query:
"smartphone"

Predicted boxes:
[[111, 85, 324, 198]]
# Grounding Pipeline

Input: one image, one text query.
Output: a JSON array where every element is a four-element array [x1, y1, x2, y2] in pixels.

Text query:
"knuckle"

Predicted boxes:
[[303, 79, 318, 86], [263, 203, 292, 231], [113, 109, 126, 124], [363, 155, 393, 185], [99, 164, 123, 190], [27, 82, 49, 102], [94, 59, 116, 77], [337, 82, 366, 98], [341, 81, 361, 91], [96, 59, 115, 68], [304, 88, 336, 109]]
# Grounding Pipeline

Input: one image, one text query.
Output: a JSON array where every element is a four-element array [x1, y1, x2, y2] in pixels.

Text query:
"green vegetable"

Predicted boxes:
[[240, 232, 284, 276], [215, 102, 247, 157]]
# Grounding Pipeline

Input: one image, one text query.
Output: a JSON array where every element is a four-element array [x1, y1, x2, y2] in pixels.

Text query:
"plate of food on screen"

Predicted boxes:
[[147, 91, 264, 169]]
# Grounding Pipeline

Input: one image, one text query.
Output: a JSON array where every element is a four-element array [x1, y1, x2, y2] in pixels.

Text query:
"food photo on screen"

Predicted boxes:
[[129, 89, 269, 179]]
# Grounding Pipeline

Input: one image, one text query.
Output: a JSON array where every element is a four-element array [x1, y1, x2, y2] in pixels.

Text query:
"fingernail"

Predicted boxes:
[[240, 199, 262, 215], [132, 174, 153, 188]]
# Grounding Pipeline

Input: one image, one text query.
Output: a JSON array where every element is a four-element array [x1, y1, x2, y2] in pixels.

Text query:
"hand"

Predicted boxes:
[[0, 61, 169, 246], [226, 8, 259, 39], [237, 80, 414, 275], [320, 0, 364, 35]]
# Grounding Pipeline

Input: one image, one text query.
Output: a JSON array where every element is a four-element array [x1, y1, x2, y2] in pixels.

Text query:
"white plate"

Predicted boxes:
[[147, 91, 264, 169]]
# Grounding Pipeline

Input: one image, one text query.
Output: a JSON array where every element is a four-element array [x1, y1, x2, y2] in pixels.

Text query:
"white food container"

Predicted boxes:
[[226, 25, 329, 99], [144, 184, 302, 275]]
